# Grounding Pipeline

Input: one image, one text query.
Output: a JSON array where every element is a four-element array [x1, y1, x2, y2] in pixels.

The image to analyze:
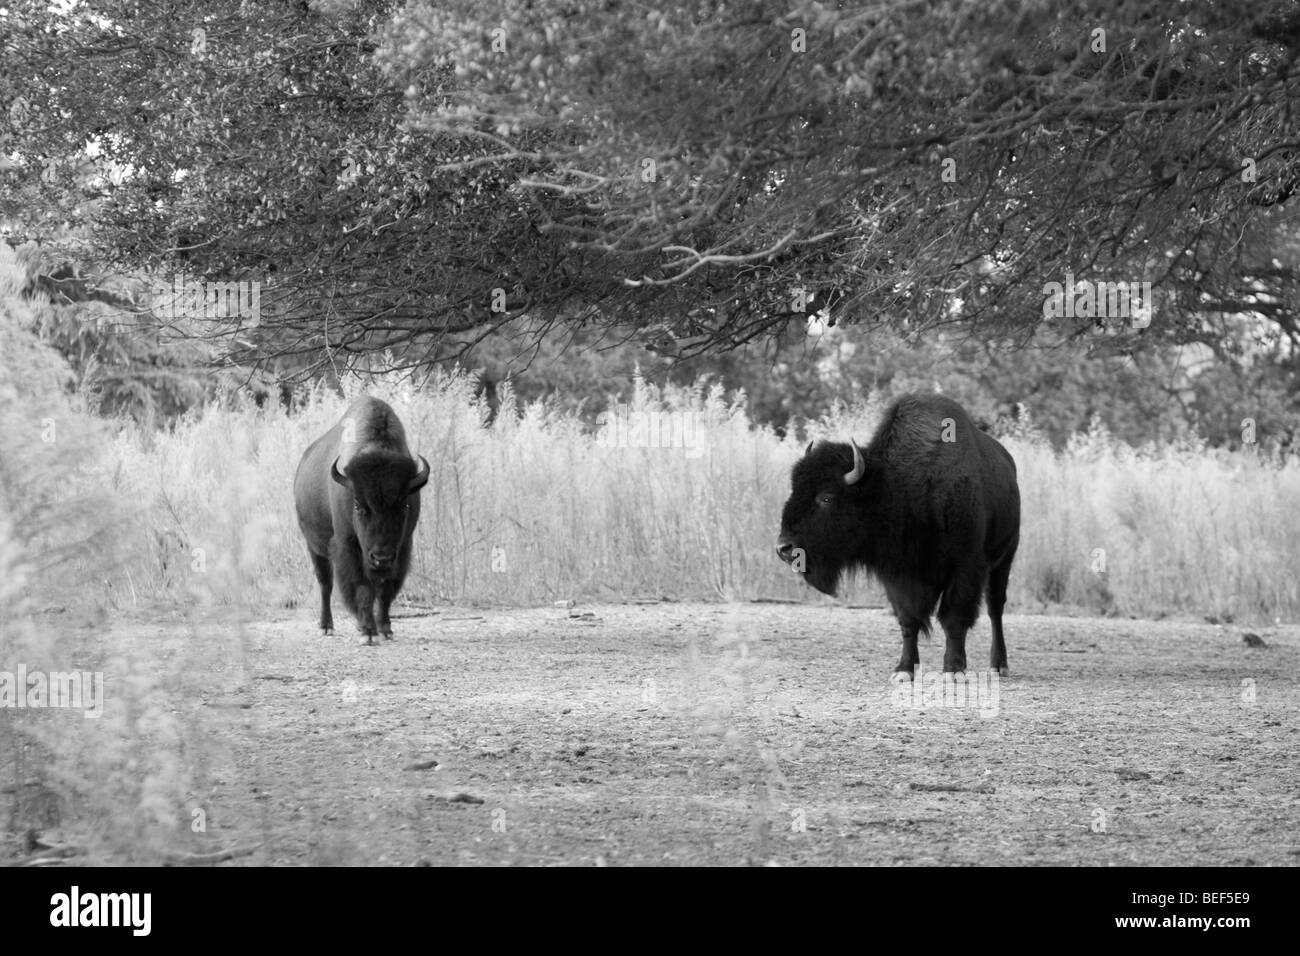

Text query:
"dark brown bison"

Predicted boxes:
[[777, 394, 1020, 679], [293, 396, 429, 644]]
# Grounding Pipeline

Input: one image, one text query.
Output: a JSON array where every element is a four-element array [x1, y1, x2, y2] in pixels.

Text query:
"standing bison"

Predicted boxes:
[[294, 396, 430, 644], [777, 394, 1020, 679]]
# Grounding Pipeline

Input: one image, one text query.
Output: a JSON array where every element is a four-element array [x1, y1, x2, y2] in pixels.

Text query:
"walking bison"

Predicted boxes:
[[776, 394, 1020, 679], [294, 396, 430, 644]]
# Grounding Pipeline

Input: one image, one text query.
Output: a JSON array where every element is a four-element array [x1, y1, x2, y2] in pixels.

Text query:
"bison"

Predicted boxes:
[[776, 394, 1020, 679], [293, 396, 430, 644]]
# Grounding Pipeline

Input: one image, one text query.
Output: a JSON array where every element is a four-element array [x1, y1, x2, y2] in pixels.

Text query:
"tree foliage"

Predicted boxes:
[[2, 0, 1300, 372], [382, 0, 1300, 352]]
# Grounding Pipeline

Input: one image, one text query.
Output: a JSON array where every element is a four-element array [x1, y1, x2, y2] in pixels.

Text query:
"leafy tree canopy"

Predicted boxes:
[[2, 0, 1299, 374]]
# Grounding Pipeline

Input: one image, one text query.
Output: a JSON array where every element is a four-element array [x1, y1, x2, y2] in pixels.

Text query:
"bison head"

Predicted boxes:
[[331, 453, 430, 577], [776, 439, 874, 596]]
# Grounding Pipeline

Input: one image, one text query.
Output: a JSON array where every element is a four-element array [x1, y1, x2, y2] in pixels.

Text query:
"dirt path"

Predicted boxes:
[[23, 603, 1300, 865]]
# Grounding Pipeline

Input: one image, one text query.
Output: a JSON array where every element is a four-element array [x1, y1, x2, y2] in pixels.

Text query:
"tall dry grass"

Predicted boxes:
[[1, 246, 260, 862], [66, 370, 1300, 625]]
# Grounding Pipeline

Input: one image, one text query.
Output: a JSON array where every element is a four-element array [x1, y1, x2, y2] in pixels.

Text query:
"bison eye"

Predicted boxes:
[[354, 502, 369, 516], [817, 494, 834, 507]]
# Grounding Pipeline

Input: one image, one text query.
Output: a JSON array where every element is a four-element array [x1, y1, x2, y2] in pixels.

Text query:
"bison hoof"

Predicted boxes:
[[891, 669, 915, 683], [320, 627, 334, 636], [998, 666, 1010, 678]]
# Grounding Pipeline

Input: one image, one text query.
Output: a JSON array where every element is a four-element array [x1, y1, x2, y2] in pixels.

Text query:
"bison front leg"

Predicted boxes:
[[352, 580, 379, 645], [309, 552, 334, 635], [937, 572, 983, 673], [893, 621, 922, 682], [374, 578, 400, 640], [884, 580, 934, 682]]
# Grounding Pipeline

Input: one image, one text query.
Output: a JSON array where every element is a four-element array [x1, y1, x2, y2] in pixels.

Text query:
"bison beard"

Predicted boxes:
[[293, 397, 430, 645], [777, 394, 1020, 679]]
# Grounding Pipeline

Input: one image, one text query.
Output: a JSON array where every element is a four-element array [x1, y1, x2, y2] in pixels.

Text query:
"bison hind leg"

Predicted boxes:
[[986, 543, 1017, 677]]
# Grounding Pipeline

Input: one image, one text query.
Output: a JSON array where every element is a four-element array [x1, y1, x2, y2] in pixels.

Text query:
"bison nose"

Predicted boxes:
[[369, 550, 395, 568], [776, 541, 796, 564]]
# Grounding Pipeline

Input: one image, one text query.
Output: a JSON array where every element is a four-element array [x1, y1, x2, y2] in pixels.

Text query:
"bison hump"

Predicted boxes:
[[338, 397, 412, 464]]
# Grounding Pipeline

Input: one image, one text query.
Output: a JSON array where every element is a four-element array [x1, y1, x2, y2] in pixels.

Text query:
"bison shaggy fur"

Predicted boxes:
[[777, 394, 1020, 679], [294, 396, 429, 644]]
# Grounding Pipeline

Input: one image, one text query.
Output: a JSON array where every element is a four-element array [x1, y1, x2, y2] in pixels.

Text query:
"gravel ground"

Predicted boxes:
[[11, 602, 1297, 866]]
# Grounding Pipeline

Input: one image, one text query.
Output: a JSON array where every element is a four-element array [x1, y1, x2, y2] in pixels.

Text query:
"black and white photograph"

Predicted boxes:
[[0, 0, 1296, 900]]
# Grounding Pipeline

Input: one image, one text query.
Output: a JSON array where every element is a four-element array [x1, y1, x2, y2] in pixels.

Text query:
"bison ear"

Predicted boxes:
[[330, 458, 350, 488], [408, 455, 430, 494], [843, 438, 867, 485]]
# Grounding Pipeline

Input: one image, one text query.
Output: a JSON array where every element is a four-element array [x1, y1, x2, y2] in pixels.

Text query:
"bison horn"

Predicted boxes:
[[330, 458, 350, 487], [409, 455, 430, 493], [844, 438, 866, 485], [805, 440, 814, 457]]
